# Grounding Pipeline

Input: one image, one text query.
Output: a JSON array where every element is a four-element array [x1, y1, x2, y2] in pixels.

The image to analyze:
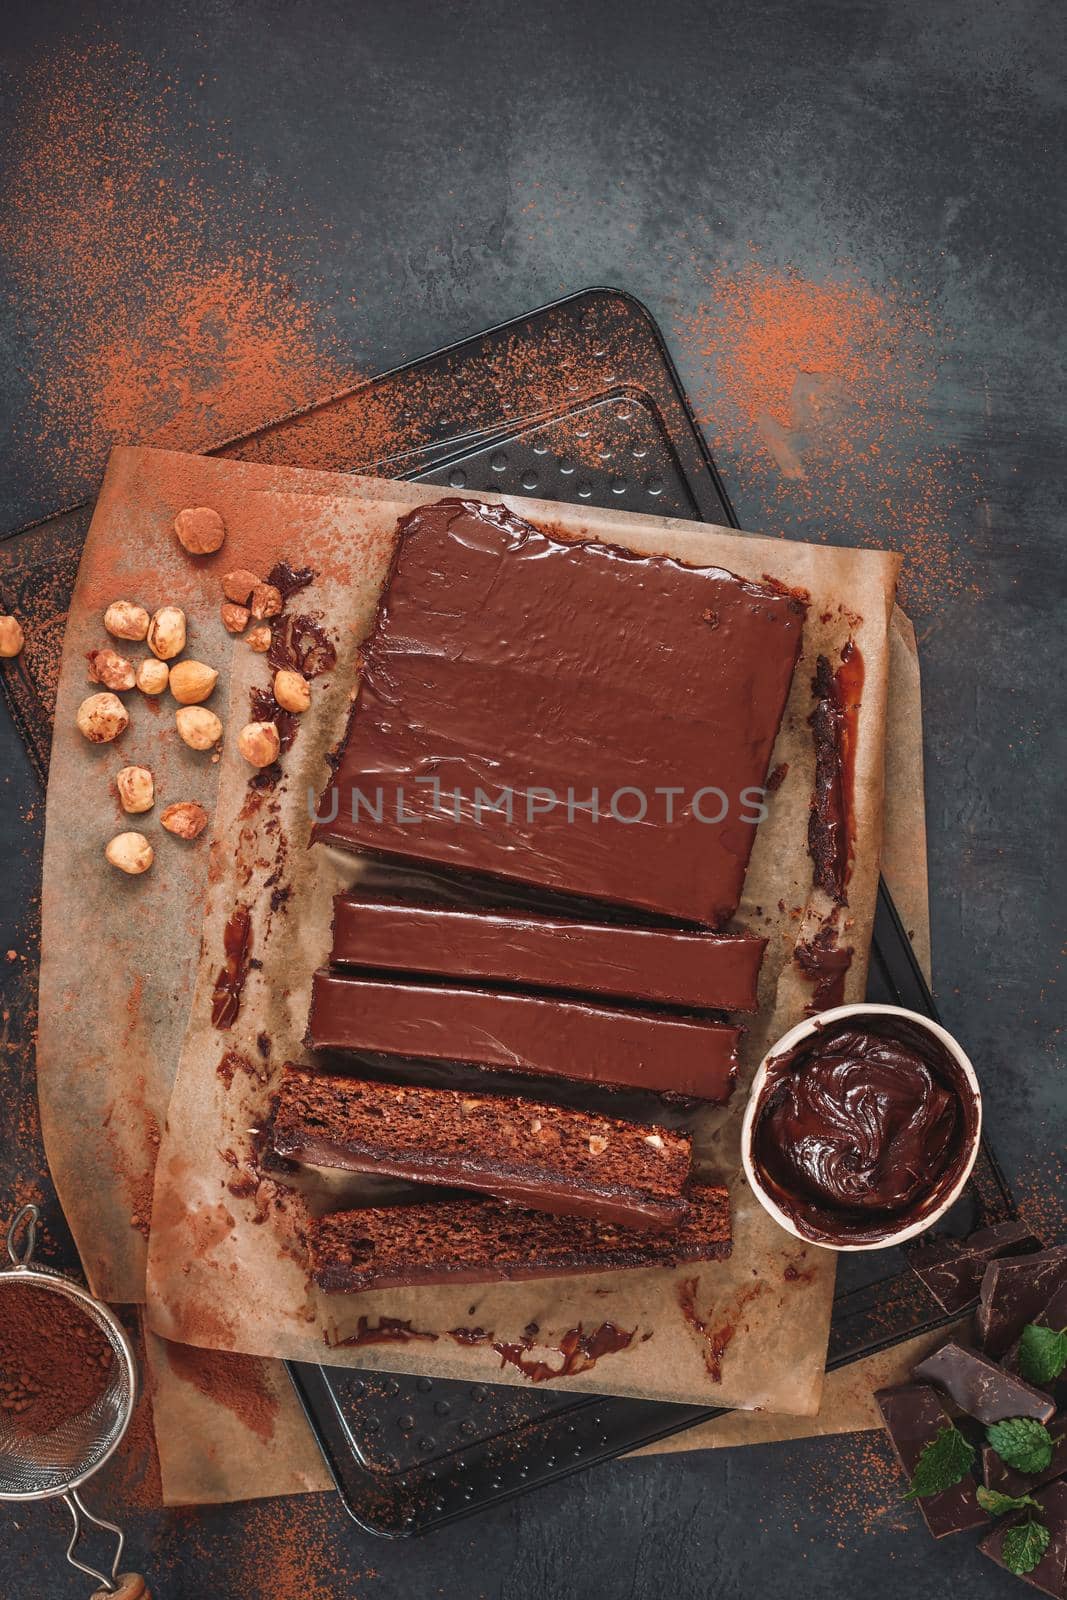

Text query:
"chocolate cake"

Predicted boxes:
[[307, 970, 741, 1101], [314, 497, 806, 926], [329, 892, 766, 1011], [272, 1065, 692, 1229], [310, 1183, 732, 1293]]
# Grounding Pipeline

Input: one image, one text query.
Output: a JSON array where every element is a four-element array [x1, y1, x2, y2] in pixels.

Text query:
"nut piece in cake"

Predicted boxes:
[[105, 832, 154, 875], [161, 801, 208, 839], [237, 721, 280, 768], [0, 616, 25, 658], [274, 669, 310, 713], [174, 506, 226, 555], [77, 693, 129, 743], [147, 606, 187, 661], [116, 766, 154, 814], [168, 660, 218, 705], [87, 648, 136, 692], [104, 601, 150, 642], [176, 706, 223, 750]]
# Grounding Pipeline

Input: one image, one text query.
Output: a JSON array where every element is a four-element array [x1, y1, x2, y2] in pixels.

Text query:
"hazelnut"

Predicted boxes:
[[221, 602, 250, 634], [176, 706, 223, 750], [147, 606, 187, 661], [116, 766, 154, 814], [161, 801, 209, 840], [0, 616, 25, 658], [222, 568, 260, 604], [249, 583, 282, 621], [174, 505, 226, 555], [246, 624, 272, 653], [169, 659, 219, 705], [87, 648, 136, 692], [273, 669, 310, 713], [237, 721, 280, 768], [643, 1133, 665, 1150], [104, 601, 150, 642], [135, 657, 170, 696], [587, 1134, 609, 1156], [105, 831, 154, 875], [76, 692, 129, 743]]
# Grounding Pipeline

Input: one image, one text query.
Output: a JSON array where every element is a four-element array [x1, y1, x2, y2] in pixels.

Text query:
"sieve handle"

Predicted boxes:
[[90, 1574, 152, 1599], [63, 1487, 152, 1597], [6, 1202, 39, 1267]]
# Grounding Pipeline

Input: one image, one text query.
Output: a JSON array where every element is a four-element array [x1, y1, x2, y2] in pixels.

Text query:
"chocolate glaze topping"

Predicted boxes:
[[752, 1014, 978, 1244]]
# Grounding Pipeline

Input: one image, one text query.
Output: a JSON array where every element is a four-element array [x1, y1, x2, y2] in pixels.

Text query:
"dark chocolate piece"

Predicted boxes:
[[330, 892, 767, 1012], [912, 1341, 1056, 1425], [983, 1417, 1067, 1498], [978, 1247, 1067, 1358], [314, 497, 806, 926], [875, 1383, 987, 1538], [980, 1479, 1067, 1597], [308, 970, 741, 1102], [272, 1065, 692, 1230], [751, 1013, 978, 1245], [311, 1182, 731, 1293], [1005, 1280, 1067, 1377], [907, 1221, 1046, 1313]]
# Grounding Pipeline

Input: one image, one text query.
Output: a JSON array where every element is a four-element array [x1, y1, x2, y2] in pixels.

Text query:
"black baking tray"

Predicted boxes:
[[0, 288, 1017, 1537]]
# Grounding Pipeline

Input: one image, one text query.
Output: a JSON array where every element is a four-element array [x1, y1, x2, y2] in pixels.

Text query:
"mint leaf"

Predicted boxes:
[[986, 1418, 1055, 1475], [904, 1424, 975, 1499], [1001, 1517, 1051, 1577], [977, 1486, 1041, 1517], [1018, 1324, 1067, 1387]]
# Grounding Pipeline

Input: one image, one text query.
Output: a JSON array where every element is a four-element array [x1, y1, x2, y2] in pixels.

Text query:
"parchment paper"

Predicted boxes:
[[133, 446, 899, 1418]]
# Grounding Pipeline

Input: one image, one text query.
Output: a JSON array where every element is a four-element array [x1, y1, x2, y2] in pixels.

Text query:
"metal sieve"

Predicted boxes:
[[0, 1205, 149, 1597]]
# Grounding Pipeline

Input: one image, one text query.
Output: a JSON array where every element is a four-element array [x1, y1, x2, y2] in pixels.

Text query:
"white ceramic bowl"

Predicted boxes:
[[741, 1003, 983, 1252]]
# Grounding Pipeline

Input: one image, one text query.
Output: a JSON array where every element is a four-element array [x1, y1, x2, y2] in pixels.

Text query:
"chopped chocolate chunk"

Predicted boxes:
[[876, 1383, 987, 1538], [272, 1065, 692, 1230], [1005, 1280, 1067, 1377], [311, 1183, 731, 1293], [330, 891, 767, 1011], [315, 497, 805, 925], [978, 1247, 1067, 1358], [307, 970, 741, 1102], [980, 1479, 1067, 1597], [907, 1220, 1045, 1313], [912, 1341, 1056, 1425], [983, 1417, 1067, 1498]]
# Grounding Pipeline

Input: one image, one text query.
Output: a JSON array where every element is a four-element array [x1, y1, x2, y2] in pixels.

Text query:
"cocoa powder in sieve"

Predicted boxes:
[[0, 1284, 115, 1436]]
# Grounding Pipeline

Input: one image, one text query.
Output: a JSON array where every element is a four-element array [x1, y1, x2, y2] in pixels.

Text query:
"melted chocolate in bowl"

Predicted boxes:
[[751, 1013, 980, 1245]]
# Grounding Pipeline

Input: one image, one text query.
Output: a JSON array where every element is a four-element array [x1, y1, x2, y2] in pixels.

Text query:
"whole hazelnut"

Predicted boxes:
[[176, 706, 223, 750], [161, 801, 209, 839], [87, 648, 136, 692], [237, 721, 280, 768], [105, 831, 154, 875], [115, 765, 154, 814], [221, 602, 250, 634], [246, 624, 272, 653], [174, 506, 226, 555], [0, 616, 25, 658], [76, 692, 129, 743], [147, 606, 187, 661], [222, 568, 260, 604], [168, 659, 219, 705], [249, 583, 282, 621], [135, 657, 170, 696], [587, 1134, 609, 1156], [273, 669, 310, 713], [104, 601, 150, 642]]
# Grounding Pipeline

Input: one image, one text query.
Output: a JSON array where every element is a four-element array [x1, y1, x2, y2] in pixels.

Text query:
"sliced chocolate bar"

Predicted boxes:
[[978, 1247, 1067, 1358], [912, 1341, 1056, 1424], [983, 1417, 1067, 1498], [907, 1221, 1044, 1313], [875, 1383, 987, 1538], [980, 1479, 1067, 1598]]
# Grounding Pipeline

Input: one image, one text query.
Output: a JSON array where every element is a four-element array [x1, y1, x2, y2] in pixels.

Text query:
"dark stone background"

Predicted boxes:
[[0, 2, 1062, 1596]]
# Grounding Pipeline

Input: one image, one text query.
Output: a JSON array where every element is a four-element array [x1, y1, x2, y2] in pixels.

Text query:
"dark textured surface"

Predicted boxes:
[[0, 2, 1063, 1597]]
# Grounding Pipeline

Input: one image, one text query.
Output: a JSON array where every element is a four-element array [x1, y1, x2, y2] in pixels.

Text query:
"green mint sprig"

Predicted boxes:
[[1017, 1323, 1067, 1387], [976, 1486, 1041, 1517], [986, 1417, 1055, 1475], [904, 1423, 975, 1499], [1001, 1517, 1051, 1577]]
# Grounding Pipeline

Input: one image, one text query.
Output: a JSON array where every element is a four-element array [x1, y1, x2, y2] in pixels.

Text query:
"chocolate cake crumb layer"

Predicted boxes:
[[272, 1065, 692, 1230], [308, 970, 741, 1102], [311, 1183, 732, 1293], [330, 892, 767, 1012], [314, 497, 806, 926]]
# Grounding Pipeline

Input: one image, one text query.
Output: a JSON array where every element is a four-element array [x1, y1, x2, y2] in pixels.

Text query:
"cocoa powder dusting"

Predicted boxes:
[[0, 1285, 114, 1435]]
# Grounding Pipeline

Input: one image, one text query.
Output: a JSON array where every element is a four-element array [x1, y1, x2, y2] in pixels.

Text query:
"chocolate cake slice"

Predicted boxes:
[[272, 1065, 692, 1229], [314, 497, 806, 926], [310, 1183, 732, 1293], [308, 970, 741, 1102], [330, 892, 766, 1012]]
